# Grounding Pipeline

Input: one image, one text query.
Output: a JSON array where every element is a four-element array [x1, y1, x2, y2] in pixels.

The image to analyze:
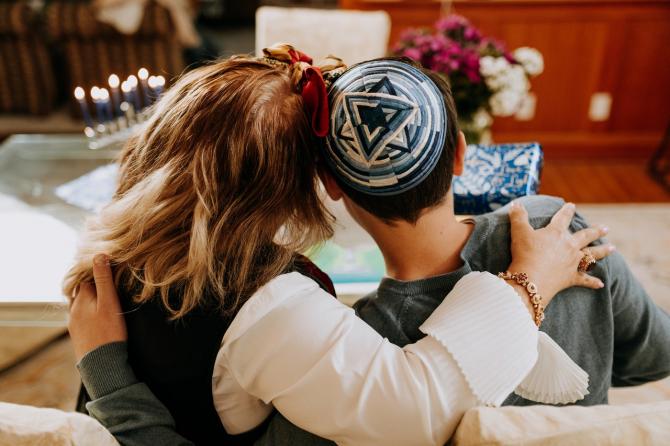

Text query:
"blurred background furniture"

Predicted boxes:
[[340, 0, 670, 161], [0, 0, 58, 115], [255, 6, 390, 64], [46, 0, 186, 118]]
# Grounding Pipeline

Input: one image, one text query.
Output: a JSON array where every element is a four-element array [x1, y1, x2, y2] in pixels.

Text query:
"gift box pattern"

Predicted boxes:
[[453, 142, 543, 215]]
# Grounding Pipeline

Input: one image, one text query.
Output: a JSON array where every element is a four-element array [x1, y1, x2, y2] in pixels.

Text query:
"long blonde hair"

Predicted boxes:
[[63, 57, 334, 318]]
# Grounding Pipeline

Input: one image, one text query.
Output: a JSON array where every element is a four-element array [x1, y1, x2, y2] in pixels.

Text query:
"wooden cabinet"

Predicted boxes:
[[340, 0, 670, 158]]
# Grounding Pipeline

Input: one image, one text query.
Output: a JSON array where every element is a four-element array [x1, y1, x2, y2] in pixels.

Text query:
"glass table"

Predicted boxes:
[[0, 133, 386, 326], [0, 134, 119, 327]]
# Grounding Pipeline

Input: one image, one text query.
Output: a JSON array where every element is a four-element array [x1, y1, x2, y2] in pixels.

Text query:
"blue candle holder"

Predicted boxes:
[[81, 69, 166, 150]]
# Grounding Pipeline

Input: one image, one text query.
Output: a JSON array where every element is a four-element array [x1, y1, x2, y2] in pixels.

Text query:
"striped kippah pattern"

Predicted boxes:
[[324, 60, 447, 196]]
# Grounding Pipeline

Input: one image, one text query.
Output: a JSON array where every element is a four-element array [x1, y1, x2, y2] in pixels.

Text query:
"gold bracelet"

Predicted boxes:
[[498, 271, 545, 327]]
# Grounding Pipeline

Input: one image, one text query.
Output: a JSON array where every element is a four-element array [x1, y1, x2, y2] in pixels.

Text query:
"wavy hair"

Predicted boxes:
[[63, 57, 334, 318]]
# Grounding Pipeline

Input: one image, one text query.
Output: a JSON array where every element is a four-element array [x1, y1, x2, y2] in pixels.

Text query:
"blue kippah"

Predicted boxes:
[[324, 60, 447, 196]]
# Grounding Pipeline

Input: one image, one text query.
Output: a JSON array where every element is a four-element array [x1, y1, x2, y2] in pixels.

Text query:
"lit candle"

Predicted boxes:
[[155, 75, 166, 99], [108, 74, 121, 117], [120, 101, 135, 125], [84, 126, 96, 138], [74, 86, 94, 128], [127, 75, 141, 111], [138, 68, 150, 108], [90, 86, 104, 124], [121, 80, 133, 110], [99, 88, 113, 122]]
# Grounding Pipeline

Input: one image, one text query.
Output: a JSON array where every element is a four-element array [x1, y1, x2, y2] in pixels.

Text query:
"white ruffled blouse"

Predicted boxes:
[[210, 271, 588, 446]]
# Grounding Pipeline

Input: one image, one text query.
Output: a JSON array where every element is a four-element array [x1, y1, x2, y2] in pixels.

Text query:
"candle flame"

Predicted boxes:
[[121, 81, 131, 93], [156, 75, 166, 87], [99, 88, 110, 100], [138, 68, 149, 80], [74, 86, 85, 100], [90, 86, 100, 100], [127, 75, 138, 88], [148, 76, 158, 89], [108, 74, 120, 88]]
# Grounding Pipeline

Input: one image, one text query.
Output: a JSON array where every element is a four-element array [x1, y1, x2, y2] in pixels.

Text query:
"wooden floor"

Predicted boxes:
[[540, 158, 670, 203]]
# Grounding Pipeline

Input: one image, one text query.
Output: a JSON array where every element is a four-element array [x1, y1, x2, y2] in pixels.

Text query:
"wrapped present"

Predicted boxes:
[[453, 142, 543, 215]]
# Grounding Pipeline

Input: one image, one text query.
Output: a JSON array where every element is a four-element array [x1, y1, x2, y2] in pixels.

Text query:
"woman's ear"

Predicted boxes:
[[453, 131, 467, 176], [318, 166, 344, 201]]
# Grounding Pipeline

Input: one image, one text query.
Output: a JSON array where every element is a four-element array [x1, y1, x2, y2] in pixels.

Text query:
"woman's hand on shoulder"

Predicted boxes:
[[68, 254, 127, 362], [507, 201, 615, 306]]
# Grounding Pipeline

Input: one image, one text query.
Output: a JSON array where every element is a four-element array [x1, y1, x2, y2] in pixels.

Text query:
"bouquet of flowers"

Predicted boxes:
[[393, 15, 544, 143]]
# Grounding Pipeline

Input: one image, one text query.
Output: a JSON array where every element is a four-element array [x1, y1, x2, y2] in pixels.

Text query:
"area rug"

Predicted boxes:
[[577, 204, 670, 313]]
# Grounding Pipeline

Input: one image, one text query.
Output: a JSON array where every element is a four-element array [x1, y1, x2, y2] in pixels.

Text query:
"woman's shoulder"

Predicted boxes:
[[223, 272, 345, 345]]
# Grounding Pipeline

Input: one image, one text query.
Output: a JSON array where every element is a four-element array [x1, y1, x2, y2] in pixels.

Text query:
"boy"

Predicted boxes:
[[259, 57, 670, 444]]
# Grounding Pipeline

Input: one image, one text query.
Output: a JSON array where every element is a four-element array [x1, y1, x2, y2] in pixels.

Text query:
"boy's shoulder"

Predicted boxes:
[[478, 195, 589, 232], [464, 195, 593, 271]]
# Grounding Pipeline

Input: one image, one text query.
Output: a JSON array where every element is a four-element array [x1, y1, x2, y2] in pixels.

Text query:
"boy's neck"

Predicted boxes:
[[362, 196, 474, 282]]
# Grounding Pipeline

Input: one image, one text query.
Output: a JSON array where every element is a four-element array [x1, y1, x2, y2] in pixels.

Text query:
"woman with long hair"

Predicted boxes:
[[65, 47, 610, 445]]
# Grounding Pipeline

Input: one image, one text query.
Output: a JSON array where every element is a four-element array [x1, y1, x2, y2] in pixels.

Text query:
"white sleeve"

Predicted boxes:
[[213, 271, 539, 446]]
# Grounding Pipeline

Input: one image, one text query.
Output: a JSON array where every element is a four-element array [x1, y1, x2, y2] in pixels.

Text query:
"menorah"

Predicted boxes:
[[73, 68, 166, 150]]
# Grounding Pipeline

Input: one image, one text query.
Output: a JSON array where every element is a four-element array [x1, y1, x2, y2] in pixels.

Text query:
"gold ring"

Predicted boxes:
[[578, 251, 597, 273]]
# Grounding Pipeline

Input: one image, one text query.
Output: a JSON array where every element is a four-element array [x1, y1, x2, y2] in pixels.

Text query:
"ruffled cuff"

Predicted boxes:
[[514, 331, 589, 404], [420, 272, 590, 406], [420, 272, 539, 406]]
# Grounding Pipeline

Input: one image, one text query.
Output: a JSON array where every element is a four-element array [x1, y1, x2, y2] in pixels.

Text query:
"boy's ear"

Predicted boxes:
[[453, 131, 467, 176], [318, 166, 344, 201]]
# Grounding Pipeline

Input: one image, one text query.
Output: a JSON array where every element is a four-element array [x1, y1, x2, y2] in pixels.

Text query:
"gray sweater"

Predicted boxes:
[[78, 195, 670, 445]]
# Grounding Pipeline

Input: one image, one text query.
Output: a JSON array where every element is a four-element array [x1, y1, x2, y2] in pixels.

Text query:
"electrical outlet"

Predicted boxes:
[[515, 93, 536, 121], [589, 93, 612, 121]]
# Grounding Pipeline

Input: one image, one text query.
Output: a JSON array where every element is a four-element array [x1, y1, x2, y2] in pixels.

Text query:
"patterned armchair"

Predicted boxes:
[[0, 0, 58, 115], [45, 0, 185, 117]]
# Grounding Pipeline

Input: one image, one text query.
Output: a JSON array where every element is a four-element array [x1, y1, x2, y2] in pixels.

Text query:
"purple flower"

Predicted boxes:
[[435, 15, 470, 32], [463, 26, 482, 42], [398, 28, 423, 43], [504, 51, 516, 64], [403, 48, 423, 61]]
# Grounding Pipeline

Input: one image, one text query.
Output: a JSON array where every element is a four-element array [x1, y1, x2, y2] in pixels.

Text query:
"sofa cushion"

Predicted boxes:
[[0, 402, 118, 446], [453, 401, 670, 445]]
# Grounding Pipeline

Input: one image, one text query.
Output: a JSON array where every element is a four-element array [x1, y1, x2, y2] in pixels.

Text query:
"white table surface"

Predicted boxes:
[[0, 134, 118, 326]]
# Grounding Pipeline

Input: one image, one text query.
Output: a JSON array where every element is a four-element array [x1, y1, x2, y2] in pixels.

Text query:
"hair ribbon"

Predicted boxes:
[[262, 44, 330, 137]]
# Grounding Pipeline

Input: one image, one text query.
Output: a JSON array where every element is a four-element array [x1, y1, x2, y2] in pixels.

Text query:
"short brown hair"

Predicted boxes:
[[329, 57, 459, 224]]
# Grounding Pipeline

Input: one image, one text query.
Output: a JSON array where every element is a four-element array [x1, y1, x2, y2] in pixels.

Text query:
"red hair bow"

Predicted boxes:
[[299, 66, 329, 137], [262, 44, 330, 137]]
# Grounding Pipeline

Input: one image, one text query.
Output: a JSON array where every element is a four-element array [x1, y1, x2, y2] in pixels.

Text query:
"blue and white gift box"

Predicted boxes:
[[453, 142, 543, 215]]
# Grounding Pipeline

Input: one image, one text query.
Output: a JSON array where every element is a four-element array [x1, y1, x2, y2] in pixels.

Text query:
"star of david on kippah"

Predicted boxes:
[[325, 60, 447, 196], [339, 77, 418, 164]]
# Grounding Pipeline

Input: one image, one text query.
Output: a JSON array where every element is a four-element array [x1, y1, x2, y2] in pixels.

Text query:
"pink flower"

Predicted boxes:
[[435, 15, 470, 32], [463, 26, 482, 42], [403, 48, 423, 61], [398, 28, 422, 43]]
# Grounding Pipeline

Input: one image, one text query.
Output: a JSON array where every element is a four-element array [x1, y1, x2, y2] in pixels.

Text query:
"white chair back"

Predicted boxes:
[[255, 6, 391, 66]]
